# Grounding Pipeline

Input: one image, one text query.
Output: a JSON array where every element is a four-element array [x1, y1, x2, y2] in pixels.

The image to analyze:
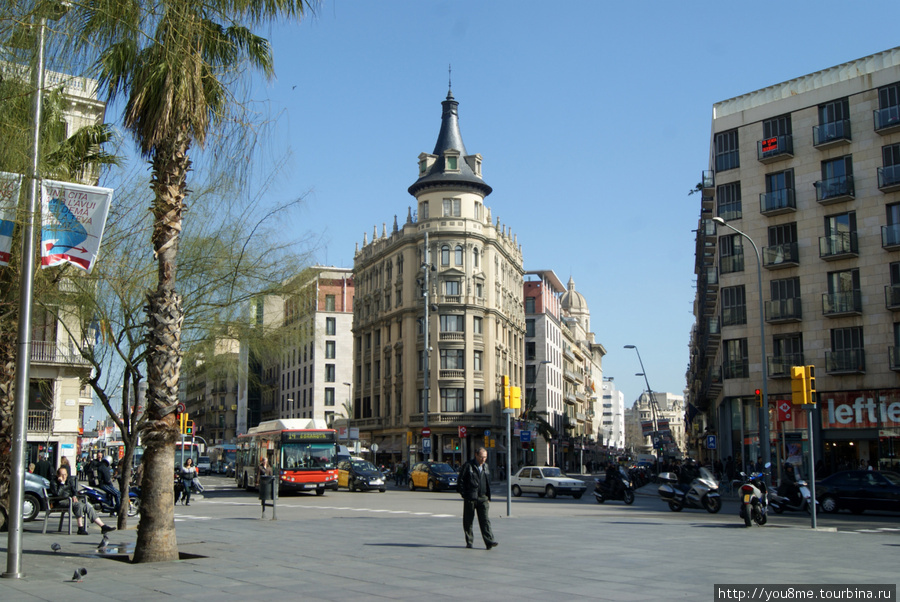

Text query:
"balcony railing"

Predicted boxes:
[[768, 353, 805, 378], [438, 332, 464, 341], [813, 119, 851, 147], [874, 105, 900, 134], [883, 224, 900, 250], [757, 134, 794, 162], [719, 253, 745, 274], [717, 202, 742, 222], [759, 188, 796, 215], [721, 307, 746, 327], [27, 410, 51, 432], [878, 165, 900, 192], [825, 349, 865, 374], [765, 297, 802, 323], [762, 242, 799, 269], [819, 231, 858, 260], [31, 341, 90, 365], [701, 170, 715, 190], [822, 290, 862, 316], [814, 175, 855, 204], [887, 285, 900, 310], [439, 369, 465, 379], [890, 347, 900, 371]]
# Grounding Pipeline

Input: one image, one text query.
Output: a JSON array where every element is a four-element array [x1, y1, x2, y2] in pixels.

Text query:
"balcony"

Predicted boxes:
[[757, 134, 794, 163], [890, 347, 900, 371], [874, 105, 900, 134], [813, 119, 851, 148], [825, 349, 865, 374], [765, 298, 802, 323], [822, 290, 862, 317], [719, 252, 745, 274], [701, 170, 715, 191], [31, 341, 90, 366], [814, 175, 855, 204], [878, 165, 900, 193], [768, 353, 805, 378], [762, 242, 799, 269], [718, 202, 742, 222], [883, 225, 900, 250], [759, 188, 796, 216], [439, 369, 465, 380], [885, 285, 900, 310], [818, 232, 858, 260], [439, 332, 464, 342], [28, 410, 51, 432]]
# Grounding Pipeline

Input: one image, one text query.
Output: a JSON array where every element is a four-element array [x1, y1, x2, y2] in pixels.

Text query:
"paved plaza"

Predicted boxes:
[[1, 477, 898, 600]]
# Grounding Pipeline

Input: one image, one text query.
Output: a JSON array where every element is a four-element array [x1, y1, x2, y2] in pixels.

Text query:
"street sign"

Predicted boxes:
[[706, 435, 717, 450], [520, 430, 531, 443], [371, 443, 379, 452], [777, 400, 793, 422], [458, 426, 467, 437], [422, 438, 431, 451], [422, 427, 431, 436], [484, 430, 491, 436]]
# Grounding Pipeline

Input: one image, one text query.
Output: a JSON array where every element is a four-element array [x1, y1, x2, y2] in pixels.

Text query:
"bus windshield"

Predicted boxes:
[[281, 442, 335, 470]]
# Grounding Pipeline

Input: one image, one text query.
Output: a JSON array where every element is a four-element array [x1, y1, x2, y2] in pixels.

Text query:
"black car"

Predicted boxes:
[[816, 470, 900, 514], [337, 459, 386, 492], [408, 461, 458, 491]]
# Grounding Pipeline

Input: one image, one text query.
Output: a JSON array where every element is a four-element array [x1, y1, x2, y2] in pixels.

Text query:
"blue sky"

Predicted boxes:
[[83, 1, 900, 426], [243, 1, 900, 410]]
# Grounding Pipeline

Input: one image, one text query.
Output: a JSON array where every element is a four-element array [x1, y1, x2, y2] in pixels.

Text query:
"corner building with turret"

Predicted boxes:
[[351, 89, 525, 471]]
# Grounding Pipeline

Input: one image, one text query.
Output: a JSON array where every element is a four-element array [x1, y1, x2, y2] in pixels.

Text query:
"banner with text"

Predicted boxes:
[[40, 179, 113, 273], [0, 172, 22, 266]]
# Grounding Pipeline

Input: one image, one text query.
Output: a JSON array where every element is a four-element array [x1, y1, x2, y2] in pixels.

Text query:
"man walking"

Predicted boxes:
[[457, 447, 498, 550]]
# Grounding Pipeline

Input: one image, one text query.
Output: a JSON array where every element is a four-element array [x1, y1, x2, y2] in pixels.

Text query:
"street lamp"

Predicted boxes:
[[713, 216, 772, 475], [625, 345, 661, 475]]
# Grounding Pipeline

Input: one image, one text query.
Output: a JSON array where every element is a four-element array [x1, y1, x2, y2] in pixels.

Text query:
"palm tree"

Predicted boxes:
[[75, 0, 315, 562]]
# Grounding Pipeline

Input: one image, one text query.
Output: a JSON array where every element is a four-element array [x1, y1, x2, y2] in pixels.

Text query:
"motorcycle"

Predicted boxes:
[[594, 467, 635, 505], [80, 484, 139, 517], [769, 479, 815, 515], [658, 466, 722, 513], [737, 465, 769, 527]]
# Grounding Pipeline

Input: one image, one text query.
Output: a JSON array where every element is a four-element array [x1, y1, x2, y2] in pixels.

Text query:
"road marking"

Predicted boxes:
[[201, 500, 456, 518]]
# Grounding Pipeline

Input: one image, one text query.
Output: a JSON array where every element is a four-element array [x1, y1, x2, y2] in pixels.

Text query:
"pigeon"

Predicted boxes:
[[97, 534, 108, 551], [71, 568, 87, 582], [51, 543, 61, 553]]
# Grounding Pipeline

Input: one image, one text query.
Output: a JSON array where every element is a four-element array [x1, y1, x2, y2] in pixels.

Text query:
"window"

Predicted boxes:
[[440, 314, 465, 332], [444, 280, 460, 295], [475, 282, 483, 298], [364, 363, 371, 383], [446, 156, 458, 171], [887, 205, 900, 247], [719, 234, 744, 274], [441, 245, 450, 266], [763, 114, 792, 139], [825, 268, 860, 314], [723, 338, 748, 379], [396, 352, 402, 375], [763, 169, 794, 212], [526, 364, 536, 384], [326, 318, 336, 336], [440, 388, 464, 412], [325, 340, 335, 359], [714, 129, 739, 171], [420, 201, 429, 220], [817, 156, 854, 201], [473, 389, 483, 413], [876, 83, 900, 130], [525, 342, 536, 360], [822, 212, 857, 256], [325, 364, 335, 382], [721, 285, 746, 326], [829, 326, 864, 372], [455, 245, 463, 265], [440, 348, 464, 370], [473, 316, 483, 335], [772, 333, 803, 374], [525, 297, 535, 314], [525, 319, 535, 337], [769, 277, 801, 321], [418, 350, 427, 372], [417, 389, 427, 414], [473, 247, 480, 268], [882, 143, 900, 188], [325, 294, 335, 311], [443, 198, 461, 217], [374, 360, 380, 380], [324, 388, 335, 407], [816, 98, 850, 144], [716, 182, 742, 221], [473, 350, 483, 371]]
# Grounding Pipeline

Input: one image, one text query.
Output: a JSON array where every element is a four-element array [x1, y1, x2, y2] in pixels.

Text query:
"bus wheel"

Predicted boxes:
[[243, 474, 248, 491], [316, 487, 325, 496]]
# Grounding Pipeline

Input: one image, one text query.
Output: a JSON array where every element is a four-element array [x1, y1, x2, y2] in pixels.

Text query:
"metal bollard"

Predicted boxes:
[[258, 475, 277, 520]]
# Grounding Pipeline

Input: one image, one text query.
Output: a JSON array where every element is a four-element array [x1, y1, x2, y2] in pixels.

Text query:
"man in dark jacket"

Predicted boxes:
[[457, 447, 498, 550], [34, 453, 52, 480], [48, 465, 116, 535], [97, 456, 120, 510]]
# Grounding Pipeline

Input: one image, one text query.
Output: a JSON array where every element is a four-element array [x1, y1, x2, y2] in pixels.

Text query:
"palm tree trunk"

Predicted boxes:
[[0, 321, 16, 529], [133, 133, 190, 563]]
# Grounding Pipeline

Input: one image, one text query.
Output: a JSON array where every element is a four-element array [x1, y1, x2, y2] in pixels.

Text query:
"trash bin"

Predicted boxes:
[[258, 475, 277, 502]]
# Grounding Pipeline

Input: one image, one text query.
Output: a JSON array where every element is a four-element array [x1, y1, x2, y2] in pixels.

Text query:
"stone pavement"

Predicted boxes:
[[1, 486, 897, 601]]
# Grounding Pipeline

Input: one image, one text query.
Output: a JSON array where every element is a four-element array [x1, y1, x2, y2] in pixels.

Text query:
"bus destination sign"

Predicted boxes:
[[283, 431, 335, 442]]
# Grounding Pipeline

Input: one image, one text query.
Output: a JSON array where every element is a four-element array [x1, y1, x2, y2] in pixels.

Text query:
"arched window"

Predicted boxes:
[[455, 245, 463, 266], [441, 245, 450, 266]]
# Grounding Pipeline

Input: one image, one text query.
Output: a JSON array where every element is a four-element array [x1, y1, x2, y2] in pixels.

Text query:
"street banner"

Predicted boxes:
[[641, 421, 653, 436], [657, 419, 671, 435], [40, 179, 113, 273], [0, 172, 21, 266]]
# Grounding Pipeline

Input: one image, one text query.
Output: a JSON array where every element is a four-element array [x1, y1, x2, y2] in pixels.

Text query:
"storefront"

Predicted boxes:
[[819, 389, 900, 474]]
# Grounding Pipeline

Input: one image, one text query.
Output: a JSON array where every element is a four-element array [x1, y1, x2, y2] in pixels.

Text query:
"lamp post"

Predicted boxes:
[[420, 232, 435, 460], [4, 2, 69, 579], [342, 382, 352, 450], [625, 345, 661, 475], [713, 216, 772, 475]]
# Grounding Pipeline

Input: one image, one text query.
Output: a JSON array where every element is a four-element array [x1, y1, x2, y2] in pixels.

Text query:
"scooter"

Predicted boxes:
[[737, 465, 769, 527], [769, 480, 815, 515], [594, 467, 635, 505], [658, 466, 722, 513], [80, 484, 139, 517]]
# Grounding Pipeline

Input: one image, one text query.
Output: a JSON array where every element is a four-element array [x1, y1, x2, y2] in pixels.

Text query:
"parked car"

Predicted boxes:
[[24, 472, 50, 522], [197, 456, 212, 476], [816, 470, 900, 514], [511, 466, 587, 499], [337, 459, 386, 492], [408, 462, 458, 491]]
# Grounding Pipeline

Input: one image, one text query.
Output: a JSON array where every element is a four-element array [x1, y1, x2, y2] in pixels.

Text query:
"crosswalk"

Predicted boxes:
[[173, 501, 457, 521]]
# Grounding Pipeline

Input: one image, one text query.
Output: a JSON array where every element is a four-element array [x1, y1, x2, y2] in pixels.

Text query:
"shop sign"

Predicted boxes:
[[821, 391, 900, 429]]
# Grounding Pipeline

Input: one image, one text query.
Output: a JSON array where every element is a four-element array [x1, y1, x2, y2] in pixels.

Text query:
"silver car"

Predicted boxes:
[[24, 472, 50, 522]]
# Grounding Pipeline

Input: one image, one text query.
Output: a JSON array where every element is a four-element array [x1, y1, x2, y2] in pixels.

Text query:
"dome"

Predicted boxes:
[[560, 276, 588, 313]]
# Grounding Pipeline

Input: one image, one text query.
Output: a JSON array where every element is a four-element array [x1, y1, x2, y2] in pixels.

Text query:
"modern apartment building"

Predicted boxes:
[[351, 89, 525, 471], [599, 379, 625, 451], [687, 47, 900, 474]]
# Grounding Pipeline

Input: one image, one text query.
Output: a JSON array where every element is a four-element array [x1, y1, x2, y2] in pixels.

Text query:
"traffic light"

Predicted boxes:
[[806, 365, 816, 404], [179, 412, 189, 434], [754, 389, 762, 407], [452, 438, 459, 451], [503, 375, 511, 408], [510, 386, 522, 410], [185, 420, 194, 435], [791, 366, 811, 405]]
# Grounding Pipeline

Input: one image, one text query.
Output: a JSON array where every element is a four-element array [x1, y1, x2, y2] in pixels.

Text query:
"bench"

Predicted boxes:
[[41, 491, 75, 534]]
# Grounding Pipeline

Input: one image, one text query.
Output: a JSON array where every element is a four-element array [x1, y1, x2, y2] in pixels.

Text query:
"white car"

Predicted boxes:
[[510, 466, 587, 499]]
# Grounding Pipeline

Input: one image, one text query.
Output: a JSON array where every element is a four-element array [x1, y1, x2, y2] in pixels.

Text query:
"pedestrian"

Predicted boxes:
[[48, 465, 116, 536], [27, 463, 35, 474], [394, 462, 403, 487], [59, 456, 71, 475], [457, 447, 498, 550], [88, 451, 102, 487], [180, 458, 197, 505], [34, 453, 52, 480]]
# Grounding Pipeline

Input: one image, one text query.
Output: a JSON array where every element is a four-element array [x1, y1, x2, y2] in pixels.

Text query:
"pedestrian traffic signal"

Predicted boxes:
[[185, 420, 194, 435], [754, 389, 762, 407], [452, 438, 459, 451]]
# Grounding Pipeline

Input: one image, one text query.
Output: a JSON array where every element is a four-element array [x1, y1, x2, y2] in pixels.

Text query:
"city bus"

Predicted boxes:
[[175, 438, 204, 470], [235, 419, 338, 495], [208, 444, 237, 474]]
